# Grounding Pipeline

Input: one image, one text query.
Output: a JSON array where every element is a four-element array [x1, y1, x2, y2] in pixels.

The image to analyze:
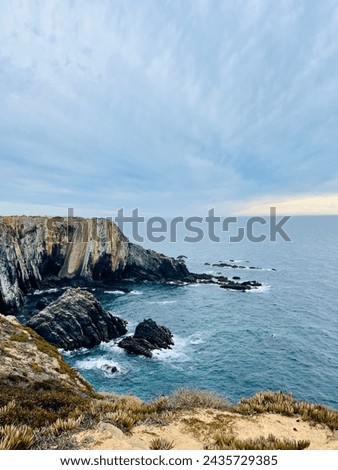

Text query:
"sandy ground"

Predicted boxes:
[[75, 409, 338, 450]]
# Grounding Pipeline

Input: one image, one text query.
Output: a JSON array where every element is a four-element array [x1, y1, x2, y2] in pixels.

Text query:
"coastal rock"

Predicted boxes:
[[118, 318, 173, 358], [118, 337, 154, 358], [219, 280, 261, 291], [0, 313, 92, 393], [26, 288, 127, 351], [36, 297, 50, 310], [0, 216, 193, 314]]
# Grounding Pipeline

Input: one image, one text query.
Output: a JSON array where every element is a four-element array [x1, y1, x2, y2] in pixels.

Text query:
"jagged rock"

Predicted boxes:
[[26, 288, 127, 351], [118, 319, 173, 358], [134, 318, 174, 349], [118, 337, 154, 358], [0, 216, 193, 314]]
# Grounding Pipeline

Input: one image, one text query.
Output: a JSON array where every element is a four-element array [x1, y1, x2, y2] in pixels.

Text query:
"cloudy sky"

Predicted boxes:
[[0, 0, 338, 217]]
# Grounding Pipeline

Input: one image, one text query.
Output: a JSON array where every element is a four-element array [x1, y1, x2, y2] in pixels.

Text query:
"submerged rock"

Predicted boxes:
[[26, 288, 127, 351], [118, 318, 173, 358]]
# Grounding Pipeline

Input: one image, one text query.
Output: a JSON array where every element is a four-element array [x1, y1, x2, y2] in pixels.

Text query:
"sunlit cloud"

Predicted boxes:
[[227, 193, 338, 216]]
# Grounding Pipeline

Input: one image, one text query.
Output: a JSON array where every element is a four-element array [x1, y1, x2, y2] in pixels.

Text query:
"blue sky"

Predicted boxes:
[[0, 0, 338, 216]]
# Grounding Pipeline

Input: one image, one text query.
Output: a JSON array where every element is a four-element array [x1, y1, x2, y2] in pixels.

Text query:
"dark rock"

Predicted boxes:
[[135, 318, 173, 349], [219, 279, 262, 291], [102, 364, 119, 374], [232, 276, 241, 280], [26, 288, 127, 351], [35, 297, 50, 310], [118, 319, 173, 358], [204, 262, 210, 265], [177, 255, 188, 259], [220, 283, 247, 291], [118, 337, 153, 358]]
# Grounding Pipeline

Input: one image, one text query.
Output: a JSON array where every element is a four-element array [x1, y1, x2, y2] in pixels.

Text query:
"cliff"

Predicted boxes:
[[0, 216, 192, 314], [0, 314, 92, 394]]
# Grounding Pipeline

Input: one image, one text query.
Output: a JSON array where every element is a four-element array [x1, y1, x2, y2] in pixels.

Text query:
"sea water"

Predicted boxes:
[[64, 216, 338, 408]]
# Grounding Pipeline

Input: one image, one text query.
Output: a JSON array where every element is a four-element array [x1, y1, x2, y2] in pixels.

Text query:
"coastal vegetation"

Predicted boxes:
[[1, 384, 337, 450]]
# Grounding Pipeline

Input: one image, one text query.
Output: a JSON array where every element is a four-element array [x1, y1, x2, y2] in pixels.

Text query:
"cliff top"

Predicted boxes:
[[0, 315, 338, 450]]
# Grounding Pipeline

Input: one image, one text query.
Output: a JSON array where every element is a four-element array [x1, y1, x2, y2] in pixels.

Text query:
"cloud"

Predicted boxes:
[[211, 192, 338, 216], [0, 0, 338, 216]]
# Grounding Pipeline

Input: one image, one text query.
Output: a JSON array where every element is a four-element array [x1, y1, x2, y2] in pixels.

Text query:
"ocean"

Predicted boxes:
[[61, 215, 338, 408]]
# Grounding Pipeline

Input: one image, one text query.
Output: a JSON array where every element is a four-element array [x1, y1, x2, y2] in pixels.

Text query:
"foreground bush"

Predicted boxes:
[[209, 432, 310, 450], [233, 391, 338, 430]]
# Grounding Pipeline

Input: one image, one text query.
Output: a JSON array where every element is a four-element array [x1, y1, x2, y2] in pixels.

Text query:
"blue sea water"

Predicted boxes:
[[65, 216, 338, 408]]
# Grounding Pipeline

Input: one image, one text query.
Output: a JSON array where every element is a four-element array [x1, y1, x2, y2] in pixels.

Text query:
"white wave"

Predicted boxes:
[[104, 290, 126, 295], [153, 336, 190, 363], [33, 288, 60, 295], [60, 346, 91, 356], [129, 290, 143, 295], [188, 333, 205, 345], [249, 284, 271, 293], [146, 300, 177, 305], [75, 357, 125, 375]]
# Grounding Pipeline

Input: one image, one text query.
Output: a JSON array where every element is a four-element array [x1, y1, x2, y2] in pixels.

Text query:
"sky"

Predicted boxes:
[[0, 0, 338, 217]]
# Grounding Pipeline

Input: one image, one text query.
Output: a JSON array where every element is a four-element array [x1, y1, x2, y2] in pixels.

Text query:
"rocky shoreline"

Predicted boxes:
[[0, 215, 263, 361], [0, 216, 264, 316]]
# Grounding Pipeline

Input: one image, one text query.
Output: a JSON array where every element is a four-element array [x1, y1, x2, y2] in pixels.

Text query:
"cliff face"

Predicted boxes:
[[0, 216, 191, 314]]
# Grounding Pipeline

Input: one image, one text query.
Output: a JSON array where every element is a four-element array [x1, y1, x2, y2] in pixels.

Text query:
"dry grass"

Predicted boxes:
[[233, 391, 338, 430], [0, 424, 35, 450], [0, 381, 336, 450], [0, 383, 91, 429], [149, 437, 175, 450], [167, 388, 230, 410], [208, 432, 310, 450], [46, 417, 83, 436]]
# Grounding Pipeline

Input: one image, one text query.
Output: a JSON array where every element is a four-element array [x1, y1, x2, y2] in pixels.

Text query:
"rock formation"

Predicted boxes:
[[26, 288, 127, 350], [0, 216, 193, 314], [0, 313, 92, 393], [118, 318, 173, 358]]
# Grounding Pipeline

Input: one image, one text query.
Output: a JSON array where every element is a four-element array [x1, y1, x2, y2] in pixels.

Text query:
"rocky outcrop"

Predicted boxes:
[[118, 319, 173, 358], [0, 216, 193, 314], [219, 280, 261, 291], [0, 313, 92, 393], [26, 288, 127, 350]]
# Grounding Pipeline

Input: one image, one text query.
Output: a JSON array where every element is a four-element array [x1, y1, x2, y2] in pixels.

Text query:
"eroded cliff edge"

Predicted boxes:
[[0, 216, 192, 314]]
